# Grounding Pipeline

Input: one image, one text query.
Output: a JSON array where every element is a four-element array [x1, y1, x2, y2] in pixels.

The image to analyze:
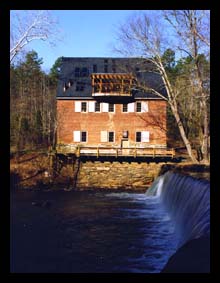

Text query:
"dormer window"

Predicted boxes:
[[76, 82, 85, 91], [63, 83, 68, 92], [74, 67, 80, 77], [68, 80, 73, 87], [81, 67, 89, 77]]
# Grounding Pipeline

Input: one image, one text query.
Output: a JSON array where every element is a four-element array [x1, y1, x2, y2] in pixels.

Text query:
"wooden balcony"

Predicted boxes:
[[56, 145, 175, 159], [91, 73, 135, 97]]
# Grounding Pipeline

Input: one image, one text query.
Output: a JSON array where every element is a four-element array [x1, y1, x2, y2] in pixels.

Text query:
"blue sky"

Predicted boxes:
[[26, 10, 144, 73]]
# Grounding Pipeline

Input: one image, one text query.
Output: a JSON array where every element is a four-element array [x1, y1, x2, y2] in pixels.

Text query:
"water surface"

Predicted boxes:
[[10, 189, 178, 273]]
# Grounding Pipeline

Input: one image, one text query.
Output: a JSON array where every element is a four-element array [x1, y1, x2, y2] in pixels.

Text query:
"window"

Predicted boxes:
[[81, 131, 87, 142], [104, 65, 108, 73], [100, 131, 114, 142], [93, 64, 97, 73], [74, 67, 80, 77], [81, 102, 87, 112], [136, 102, 142, 112], [135, 67, 141, 78], [95, 102, 101, 112], [135, 102, 148, 112], [81, 67, 89, 77], [108, 132, 114, 142], [136, 131, 150, 142], [104, 59, 108, 64], [76, 82, 85, 91], [108, 103, 114, 112], [112, 67, 116, 73], [74, 131, 87, 142], [122, 104, 128, 112], [136, 132, 142, 142], [68, 80, 73, 87]]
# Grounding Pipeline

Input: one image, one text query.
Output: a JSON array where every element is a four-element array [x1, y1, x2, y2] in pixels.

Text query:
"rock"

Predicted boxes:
[[161, 236, 210, 273]]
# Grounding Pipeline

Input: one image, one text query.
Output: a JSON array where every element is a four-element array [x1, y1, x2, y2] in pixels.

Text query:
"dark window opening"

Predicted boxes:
[[108, 103, 114, 112], [136, 132, 141, 142], [76, 82, 85, 91], [93, 65, 97, 73], [81, 131, 87, 142], [74, 67, 80, 77], [122, 104, 128, 112], [108, 132, 114, 142], [63, 83, 68, 92], [112, 66, 116, 73], [68, 80, 73, 87], [95, 102, 100, 112], [81, 67, 89, 77], [104, 59, 108, 64], [135, 67, 141, 78], [136, 102, 142, 112], [81, 102, 87, 112], [104, 65, 108, 73]]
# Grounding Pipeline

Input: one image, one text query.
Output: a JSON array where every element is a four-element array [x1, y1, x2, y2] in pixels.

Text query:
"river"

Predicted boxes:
[[10, 189, 178, 273]]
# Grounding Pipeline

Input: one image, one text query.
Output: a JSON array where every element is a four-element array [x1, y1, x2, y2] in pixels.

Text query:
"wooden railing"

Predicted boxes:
[[72, 146, 175, 158]]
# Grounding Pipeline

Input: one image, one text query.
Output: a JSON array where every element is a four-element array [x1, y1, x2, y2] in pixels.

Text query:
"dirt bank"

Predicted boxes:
[[10, 152, 210, 191]]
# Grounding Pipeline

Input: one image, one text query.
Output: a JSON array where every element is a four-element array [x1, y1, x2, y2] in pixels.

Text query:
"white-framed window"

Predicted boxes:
[[108, 103, 115, 112], [102, 103, 115, 113], [122, 104, 128, 112], [100, 131, 115, 142], [136, 102, 142, 112], [136, 102, 148, 112], [95, 102, 101, 112], [81, 102, 87, 112], [73, 131, 87, 142], [81, 131, 87, 142], [108, 131, 114, 142], [136, 132, 141, 142], [75, 101, 88, 112], [136, 131, 150, 142]]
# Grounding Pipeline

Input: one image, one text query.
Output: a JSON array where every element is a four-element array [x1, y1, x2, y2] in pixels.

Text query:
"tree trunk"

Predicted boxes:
[[159, 63, 199, 163], [201, 99, 209, 162], [170, 103, 199, 163]]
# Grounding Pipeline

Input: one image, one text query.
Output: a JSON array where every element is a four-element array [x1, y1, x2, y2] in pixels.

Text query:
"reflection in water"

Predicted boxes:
[[11, 190, 178, 273]]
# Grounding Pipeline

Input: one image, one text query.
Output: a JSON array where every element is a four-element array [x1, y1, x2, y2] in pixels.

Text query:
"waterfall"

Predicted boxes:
[[147, 171, 210, 248]]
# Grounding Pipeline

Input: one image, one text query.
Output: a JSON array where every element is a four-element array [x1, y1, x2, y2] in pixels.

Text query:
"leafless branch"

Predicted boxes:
[[10, 10, 61, 64]]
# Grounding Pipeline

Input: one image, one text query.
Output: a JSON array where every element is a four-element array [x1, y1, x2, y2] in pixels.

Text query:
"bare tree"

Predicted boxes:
[[10, 10, 60, 64], [163, 10, 210, 162], [115, 12, 199, 163]]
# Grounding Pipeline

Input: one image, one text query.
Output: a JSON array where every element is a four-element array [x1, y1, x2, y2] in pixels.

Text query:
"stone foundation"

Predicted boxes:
[[74, 160, 162, 191]]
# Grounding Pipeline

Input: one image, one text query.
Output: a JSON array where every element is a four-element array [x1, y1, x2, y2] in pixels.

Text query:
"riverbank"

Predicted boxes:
[[10, 151, 210, 191]]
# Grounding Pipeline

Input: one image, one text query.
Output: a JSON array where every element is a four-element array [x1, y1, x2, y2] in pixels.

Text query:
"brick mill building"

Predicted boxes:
[[56, 57, 169, 157]]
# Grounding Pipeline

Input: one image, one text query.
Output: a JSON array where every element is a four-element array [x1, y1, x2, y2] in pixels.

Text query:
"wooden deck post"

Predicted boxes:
[[76, 146, 80, 158], [116, 148, 118, 158], [97, 146, 99, 158], [134, 147, 137, 158], [172, 148, 175, 158], [153, 146, 156, 158]]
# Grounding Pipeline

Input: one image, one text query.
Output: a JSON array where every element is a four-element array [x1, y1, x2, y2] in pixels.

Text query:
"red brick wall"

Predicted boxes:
[[57, 100, 167, 147]]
